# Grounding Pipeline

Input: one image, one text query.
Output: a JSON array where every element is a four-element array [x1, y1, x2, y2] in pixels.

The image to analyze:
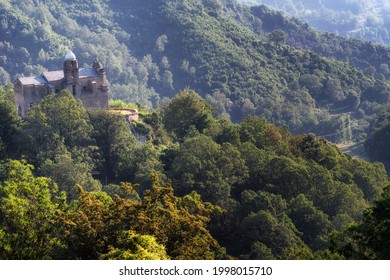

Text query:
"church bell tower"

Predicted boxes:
[[63, 50, 80, 96]]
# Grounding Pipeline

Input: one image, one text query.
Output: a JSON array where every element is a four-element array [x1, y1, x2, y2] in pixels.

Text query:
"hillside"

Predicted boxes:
[[1, 0, 390, 259], [1, 86, 389, 260], [1, 0, 390, 143], [239, 0, 390, 46]]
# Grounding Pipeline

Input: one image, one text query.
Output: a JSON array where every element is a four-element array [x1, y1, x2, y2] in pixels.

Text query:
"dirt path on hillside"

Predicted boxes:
[[336, 141, 370, 161]]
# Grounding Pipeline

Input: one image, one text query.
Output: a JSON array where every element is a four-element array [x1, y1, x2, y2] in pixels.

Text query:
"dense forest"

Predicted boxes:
[[1, 86, 390, 259], [240, 0, 390, 46], [1, 0, 390, 143], [1, 0, 390, 260]]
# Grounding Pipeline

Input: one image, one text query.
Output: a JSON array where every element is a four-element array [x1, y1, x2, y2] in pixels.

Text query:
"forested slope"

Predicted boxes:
[[1, 86, 389, 259], [2, 0, 390, 261], [1, 0, 390, 142], [247, 4, 390, 74], [239, 0, 390, 46]]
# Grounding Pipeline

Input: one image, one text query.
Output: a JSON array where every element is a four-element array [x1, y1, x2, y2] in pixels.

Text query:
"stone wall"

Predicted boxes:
[[14, 81, 48, 117]]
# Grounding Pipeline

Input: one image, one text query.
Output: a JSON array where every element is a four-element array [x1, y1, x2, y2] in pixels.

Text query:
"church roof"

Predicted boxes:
[[79, 68, 99, 78], [18, 75, 47, 86], [65, 50, 76, 61], [43, 70, 64, 82], [17, 68, 100, 86]]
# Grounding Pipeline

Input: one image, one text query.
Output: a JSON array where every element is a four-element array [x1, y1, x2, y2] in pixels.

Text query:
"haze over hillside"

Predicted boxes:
[[239, 0, 390, 45]]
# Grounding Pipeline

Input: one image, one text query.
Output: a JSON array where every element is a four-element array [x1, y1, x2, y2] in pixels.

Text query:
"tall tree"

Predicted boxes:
[[332, 186, 390, 259], [289, 194, 332, 251], [130, 176, 227, 259], [162, 89, 213, 140], [23, 90, 93, 164], [171, 134, 248, 205], [88, 109, 137, 183], [57, 176, 227, 260], [0, 86, 21, 159], [240, 210, 304, 258], [0, 160, 62, 259], [40, 150, 102, 201]]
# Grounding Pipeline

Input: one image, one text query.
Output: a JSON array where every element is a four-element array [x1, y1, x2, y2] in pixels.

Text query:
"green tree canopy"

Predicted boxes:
[[0, 86, 21, 159], [57, 175, 226, 260], [162, 88, 213, 140], [171, 134, 248, 205], [289, 194, 332, 251], [88, 109, 137, 183], [23, 90, 93, 164], [240, 210, 304, 258], [0, 160, 62, 259], [332, 186, 390, 259], [40, 150, 102, 201], [99, 230, 169, 260]]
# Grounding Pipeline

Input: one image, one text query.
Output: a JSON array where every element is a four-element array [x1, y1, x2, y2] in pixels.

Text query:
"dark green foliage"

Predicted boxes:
[[366, 124, 390, 167], [240, 117, 283, 149], [129, 144, 167, 190], [365, 107, 390, 172], [238, 142, 270, 190], [245, 242, 276, 260], [263, 155, 311, 199], [0, 85, 21, 159], [364, 104, 390, 197], [267, 29, 287, 46], [240, 210, 303, 256], [88, 109, 137, 183], [241, 190, 287, 217], [170, 134, 248, 205], [23, 90, 93, 163], [162, 88, 213, 139], [332, 187, 390, 259], [289, 194, 332, 251], [231, 118, 388, 258], [40, 150, 102, 201], [204, 118, 241, 145]]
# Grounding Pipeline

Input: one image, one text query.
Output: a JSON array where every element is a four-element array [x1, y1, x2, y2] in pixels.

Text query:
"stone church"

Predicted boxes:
[[14, 51, 109, 117]]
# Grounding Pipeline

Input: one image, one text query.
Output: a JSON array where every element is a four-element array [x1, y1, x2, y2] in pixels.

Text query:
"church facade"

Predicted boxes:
[[14, 51, 109, 117]]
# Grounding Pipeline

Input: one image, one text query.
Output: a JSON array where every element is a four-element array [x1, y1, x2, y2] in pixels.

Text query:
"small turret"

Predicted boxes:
[[93, 58, 105, 75]]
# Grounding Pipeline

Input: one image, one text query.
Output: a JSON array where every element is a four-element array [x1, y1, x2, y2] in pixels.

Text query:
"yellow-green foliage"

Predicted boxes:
[[100, 230, 169, 260]]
